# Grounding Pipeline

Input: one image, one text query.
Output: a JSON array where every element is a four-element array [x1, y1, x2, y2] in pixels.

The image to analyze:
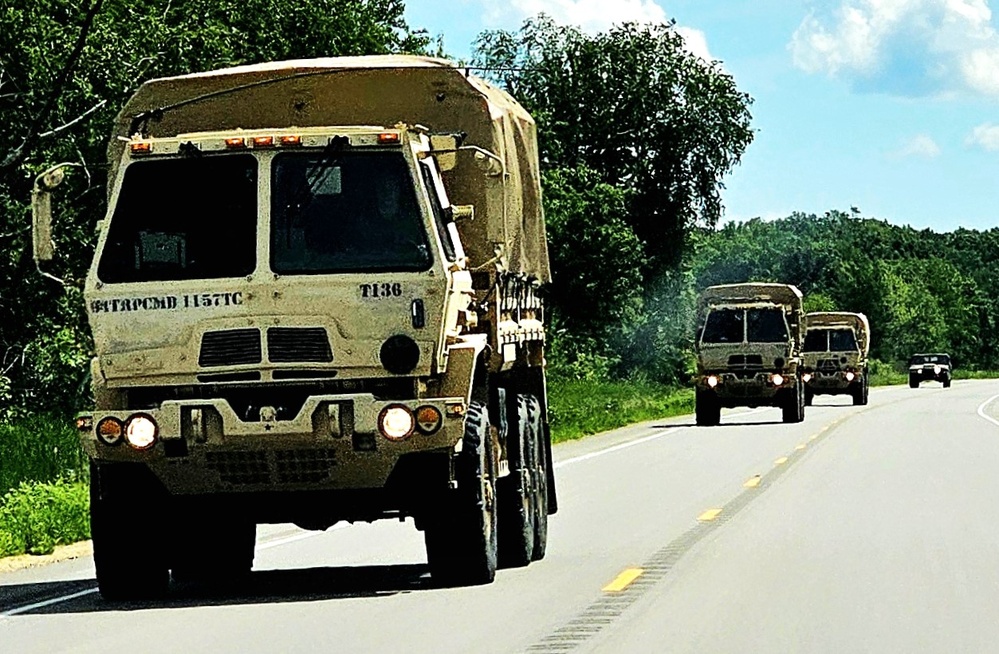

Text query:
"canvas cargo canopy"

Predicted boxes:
[[110, 56, 550, 283], [698, 283, 804, 314], [805, 312, 871, 354]]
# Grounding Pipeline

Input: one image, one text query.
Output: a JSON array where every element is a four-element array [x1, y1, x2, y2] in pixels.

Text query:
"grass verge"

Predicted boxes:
[[0, 415, 90, 558], [548, 378, 693, 443]]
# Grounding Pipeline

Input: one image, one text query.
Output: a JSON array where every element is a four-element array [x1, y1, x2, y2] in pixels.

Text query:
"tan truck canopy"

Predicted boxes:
[[698, 283, 804, 313], [805, 312, 871, 355], [110, 55, 550, 282]]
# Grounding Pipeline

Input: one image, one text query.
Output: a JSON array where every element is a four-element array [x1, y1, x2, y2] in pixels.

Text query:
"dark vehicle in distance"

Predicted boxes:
[[908, 353, 952, 388]]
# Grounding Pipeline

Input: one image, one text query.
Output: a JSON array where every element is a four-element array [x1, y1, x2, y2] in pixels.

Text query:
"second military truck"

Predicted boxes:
[[802, 312, 870, 405], [33, 56, 555, 598], [695, 283, 805, 426]]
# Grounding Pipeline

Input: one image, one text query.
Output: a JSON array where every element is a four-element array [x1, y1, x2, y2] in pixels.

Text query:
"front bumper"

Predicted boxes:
[[696, 371, 797, 405], [79, 393, 466, 494], [804, 370, 862, 394], [910, 367, 949, 382]]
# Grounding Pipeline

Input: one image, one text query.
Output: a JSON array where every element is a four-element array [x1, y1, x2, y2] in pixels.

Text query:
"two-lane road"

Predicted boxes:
[[3, 381, 997, 653]]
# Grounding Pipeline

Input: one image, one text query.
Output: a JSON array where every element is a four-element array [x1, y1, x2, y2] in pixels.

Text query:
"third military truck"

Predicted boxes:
[[694, 283, 805, 426], [33, 56, 555, 598], [801, 312, 870, 405]]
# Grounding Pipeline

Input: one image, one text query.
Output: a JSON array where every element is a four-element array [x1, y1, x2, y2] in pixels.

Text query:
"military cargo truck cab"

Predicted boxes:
[[694, 283, 805, 426]]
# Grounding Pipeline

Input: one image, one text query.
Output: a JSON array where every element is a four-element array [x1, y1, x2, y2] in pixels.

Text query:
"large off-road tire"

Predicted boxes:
[[695, 389, 721, 426], [497, 393, 535, 569], [425, 401, 497, 586], [909, 375, 919, 389], [782, 382, 805, 424], [90, 463, 170, 600], [943, 375, 952, 388], [170, 509, 256, 584], [525, 394, 548, 562], [851, 381, 866, 406], [805, 386, 814, 406]]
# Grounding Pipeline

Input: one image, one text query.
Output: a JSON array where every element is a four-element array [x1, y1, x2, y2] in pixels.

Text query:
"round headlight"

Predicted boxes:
[[96, 417, 124, 446], [415, 405, 443, 435], [934, 365, 942, 374], [380, 335, 420, 375], [772, 374, 785, 386], [706, 375, 719, 388], [802, 373, 813, 383], [124, 414, 158, 450], [379, 405, 415, 441], [845, 371, 856, 382]]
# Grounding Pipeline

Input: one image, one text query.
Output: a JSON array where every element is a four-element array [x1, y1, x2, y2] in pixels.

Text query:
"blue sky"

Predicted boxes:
[[404, 0, 999, 233]]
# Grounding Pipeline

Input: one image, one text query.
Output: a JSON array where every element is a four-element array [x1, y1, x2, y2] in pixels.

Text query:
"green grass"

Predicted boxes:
[[548, 378, 693, 443], [0, 479, 90, 556], [0, 415, 86, 494], [0, 415, 90, 557]]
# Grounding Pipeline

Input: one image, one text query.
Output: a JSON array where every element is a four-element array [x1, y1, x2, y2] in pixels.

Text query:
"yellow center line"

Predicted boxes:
[[774, 456, 789, 465], [602, 568, 644, 592], [810, 434, 819, 441], [743, 475, 761, 488], [698, 508, 723, 522], [795, 444, 807, 451]]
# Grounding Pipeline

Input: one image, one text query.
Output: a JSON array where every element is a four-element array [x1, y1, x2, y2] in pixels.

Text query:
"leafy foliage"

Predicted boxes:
[[474, 16, 754, 272]]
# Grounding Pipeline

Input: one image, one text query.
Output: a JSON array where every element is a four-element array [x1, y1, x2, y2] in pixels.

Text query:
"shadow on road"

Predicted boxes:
[[3, 563, 433, 615]]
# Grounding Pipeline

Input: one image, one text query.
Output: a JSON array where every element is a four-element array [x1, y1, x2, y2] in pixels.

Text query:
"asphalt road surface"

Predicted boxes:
[[4, 380, 999, 653]]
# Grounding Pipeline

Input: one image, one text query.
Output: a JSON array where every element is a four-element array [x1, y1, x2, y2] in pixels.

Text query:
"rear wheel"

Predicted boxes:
[[695, 389, 721, 426], [425, 401, 497, 586], [90, 463, 170, 600], [909, 375, 919, 389], [497, 394, 535, 569], [525, 394, 548, 561], [943, 376, 951, 388]]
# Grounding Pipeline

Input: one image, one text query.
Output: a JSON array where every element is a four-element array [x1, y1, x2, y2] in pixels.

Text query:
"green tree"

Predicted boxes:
[[474, 16, 754, 273]]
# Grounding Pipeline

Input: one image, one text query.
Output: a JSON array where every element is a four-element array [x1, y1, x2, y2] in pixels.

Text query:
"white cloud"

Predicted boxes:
[[790, 0, 999, 97], [966, 122, 999, 149], [890, 134, 942, 158], [675, 26, 715, 62]]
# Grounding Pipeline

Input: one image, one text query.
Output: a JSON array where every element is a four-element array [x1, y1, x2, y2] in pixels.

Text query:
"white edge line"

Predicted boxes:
[[977, 393, 999, 428], [554, 428, 679, 470], [2, 588, 98, 617]]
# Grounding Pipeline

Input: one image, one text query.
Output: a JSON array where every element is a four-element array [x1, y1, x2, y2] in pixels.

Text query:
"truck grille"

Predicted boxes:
[[267, 328, 333, 363], [728, 354, 763, 367], [817, 358, 840, 371], [205, 448, 337, 486], [199, 329, 262, 367]]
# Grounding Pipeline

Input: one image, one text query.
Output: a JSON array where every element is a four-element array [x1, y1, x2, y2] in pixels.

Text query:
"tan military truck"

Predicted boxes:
[[694, 283, 805, 426], [32, 56, 556, 598], [801, 312, 870, 405]]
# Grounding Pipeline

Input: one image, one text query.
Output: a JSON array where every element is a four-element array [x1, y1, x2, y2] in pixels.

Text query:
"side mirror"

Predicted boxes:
[[31, 164, 73, 263]]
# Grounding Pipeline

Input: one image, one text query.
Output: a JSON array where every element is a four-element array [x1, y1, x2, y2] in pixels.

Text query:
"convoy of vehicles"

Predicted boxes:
[[908, 353, 952, 388], [694, 283, 805, 426], [32, 55, 556, 598], [802, 312, 870, 406], [27, 53, 955, 600]]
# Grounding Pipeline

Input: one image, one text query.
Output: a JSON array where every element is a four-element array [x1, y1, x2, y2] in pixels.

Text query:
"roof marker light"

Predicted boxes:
[[252, 136, 274, 148], [280, 135, 302, 147], [378, 132, 401, 145], [130, 141, 152, 154], [225, 137, 247, 149]]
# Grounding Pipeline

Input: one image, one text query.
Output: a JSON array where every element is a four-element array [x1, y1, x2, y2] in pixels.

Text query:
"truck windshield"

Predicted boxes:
[[97, 154, 257, 283], [828, 329, 859, 351], [803, 330, 827, 352], [746, 308, 788, 343], [271, 151, 432, 274], [702, 309, 744, 344]]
